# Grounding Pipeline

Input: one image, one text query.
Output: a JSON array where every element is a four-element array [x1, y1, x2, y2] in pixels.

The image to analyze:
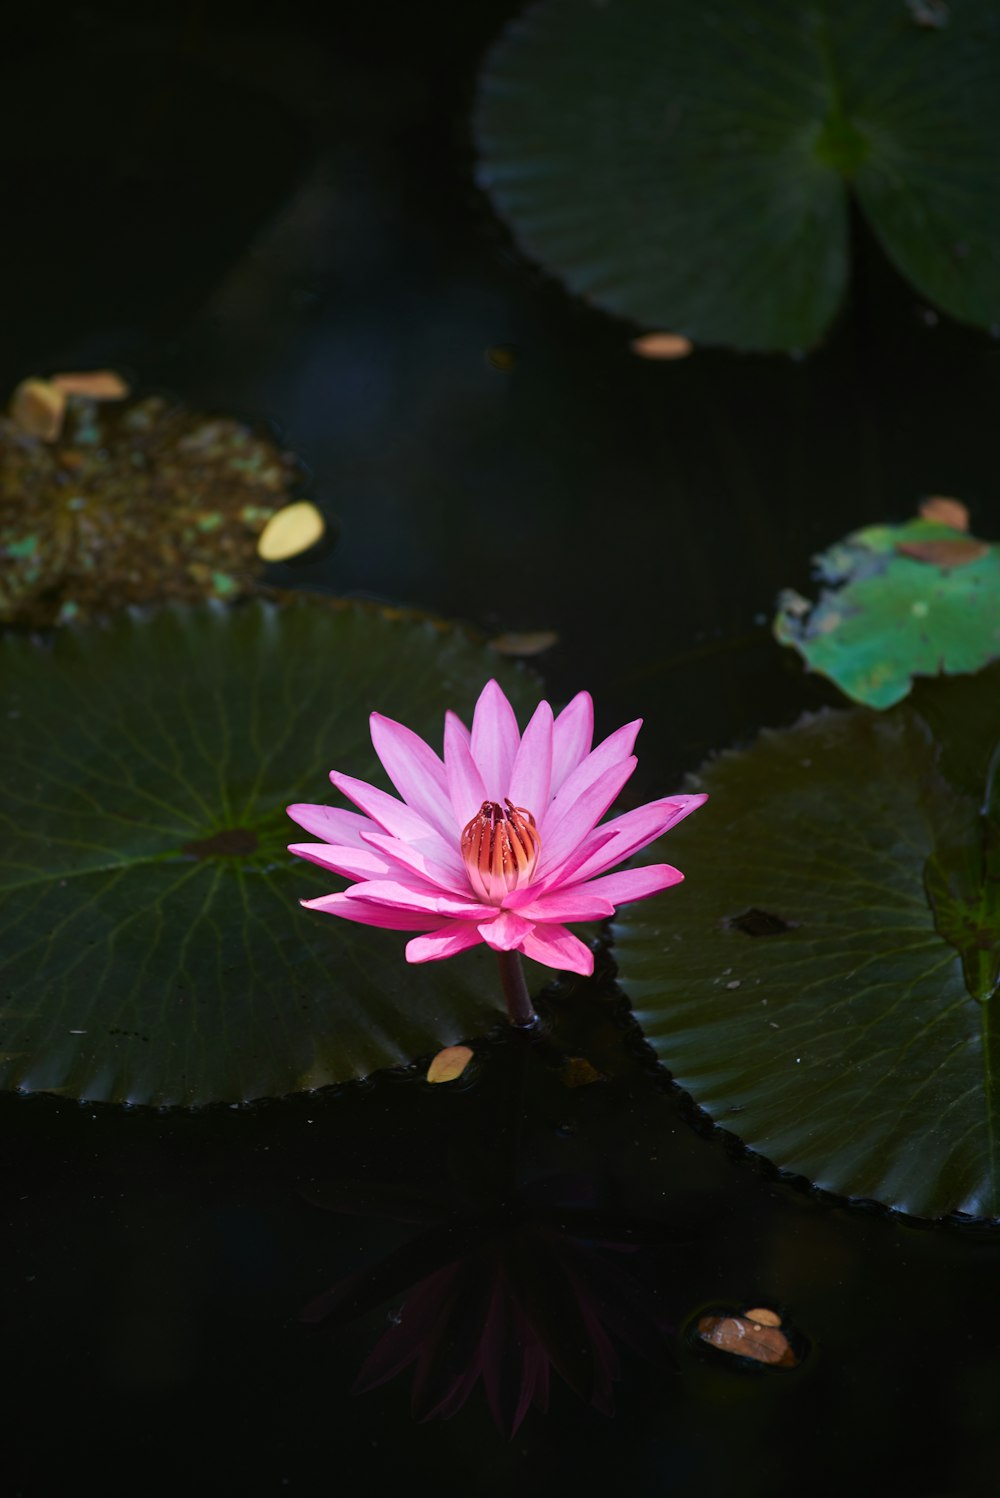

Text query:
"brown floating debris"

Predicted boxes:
[[257, 501, 326, 562], [696, 1311, 798, 1367], [10, 378, 66, 442], [918, 495, 969, 531], [630, 332, 694, 361], [485, 344, 517, 372], [896, 538, 989, 568], [489, 630, 559, 657], [727, 907, 794, 937], [426, 1045, 474, 1084], [560, 1056, 604, 1088], [50, 370, 130, 401], [0, 388, 306, 627]]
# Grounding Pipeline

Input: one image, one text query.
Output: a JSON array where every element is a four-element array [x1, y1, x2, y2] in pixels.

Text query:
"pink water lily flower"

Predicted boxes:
[[288, 681, 704, 1022]]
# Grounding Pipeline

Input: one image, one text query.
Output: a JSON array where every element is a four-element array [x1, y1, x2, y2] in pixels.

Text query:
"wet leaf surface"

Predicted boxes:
[[774, 509, 1000, 707], [476, 0, 1000, 350], [613, 665, 1000, 1219], [0, 599, 536, 1105]]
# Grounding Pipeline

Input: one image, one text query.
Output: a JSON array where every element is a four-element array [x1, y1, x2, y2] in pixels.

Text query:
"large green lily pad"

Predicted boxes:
[[613, 665, 1000, 1219], [774, 511, 1000, 707], [0, 601, 533, 1106], [476, 0, 1000, 351]]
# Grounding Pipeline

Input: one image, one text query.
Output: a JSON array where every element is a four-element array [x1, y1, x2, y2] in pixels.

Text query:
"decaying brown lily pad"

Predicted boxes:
[[0, 385, 308, 627]]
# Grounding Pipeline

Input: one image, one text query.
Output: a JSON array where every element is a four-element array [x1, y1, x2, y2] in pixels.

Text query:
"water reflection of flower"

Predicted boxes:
[[302, 1186, 672, 1438]]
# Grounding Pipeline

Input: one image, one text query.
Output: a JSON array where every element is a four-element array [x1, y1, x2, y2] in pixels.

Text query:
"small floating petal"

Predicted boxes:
[[426, 1045, 474, 1083], [630, 332, 693, 360], [50, 370, 130, 401], [10, 379, 66, 441], [257, 501, 325, 561]]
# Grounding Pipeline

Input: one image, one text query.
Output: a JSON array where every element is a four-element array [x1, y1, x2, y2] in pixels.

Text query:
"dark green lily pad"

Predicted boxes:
[[774, 512, 1000, 707], [476, 0, 1000, 351], [0, 600, 534, 1106], [613, 665, 1000, 1219]]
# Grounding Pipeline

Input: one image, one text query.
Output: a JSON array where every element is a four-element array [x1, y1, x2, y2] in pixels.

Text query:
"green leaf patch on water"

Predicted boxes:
[[613, 665, 1000, 1219], [774, 510, 1000, 707], [0, 600, 536, 1106], [476, 0, 1000, 351]]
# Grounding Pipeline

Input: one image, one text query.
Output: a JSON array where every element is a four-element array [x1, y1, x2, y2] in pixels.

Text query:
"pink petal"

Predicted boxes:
[[361, 829, 468, 895], [541, 718, 641, 839], [509, 888, 616, 923], [286, 803, 379, 845], [301, 892, 436, 930], [507, 700, 553, 817], [537, 756, 638, 876], [577, 863, 684, 906], [405, 923, 484, 963], [329, 771, 462, 874], [444, 708, 471, 747], [288, 841, 392, 881], [346, 879, 494, 921], [476, 909, 534, 951], [550, 690, 594, 794], [369, 713, 454, 841], [444, 710, 488, 828], [470, 680, 520, 801], [524, 828, 619, 896], [566, 794, 708, 884], [517, 923, 595, 975]]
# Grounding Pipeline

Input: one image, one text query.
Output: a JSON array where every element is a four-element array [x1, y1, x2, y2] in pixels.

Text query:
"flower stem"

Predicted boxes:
[[495, 950, 536, 1029]]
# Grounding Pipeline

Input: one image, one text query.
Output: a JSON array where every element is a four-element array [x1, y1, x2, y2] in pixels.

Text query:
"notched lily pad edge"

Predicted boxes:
[[605, 965, 1000, 1231]]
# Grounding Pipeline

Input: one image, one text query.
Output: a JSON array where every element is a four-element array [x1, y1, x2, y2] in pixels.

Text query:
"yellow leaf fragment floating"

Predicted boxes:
[[489, 630, 559, 657], [919, 495, 969, 531], [697, 1312, 798, 1367], [10, 378, 66, 442], [630, 332, 694, 360], [50, 370, 130, 401], [256, 501, 326, 562], [744, 1306, 782, 1327], [426, 1044, 474, 1084]]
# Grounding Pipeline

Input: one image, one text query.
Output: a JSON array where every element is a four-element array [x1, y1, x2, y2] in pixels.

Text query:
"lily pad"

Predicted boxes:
[[0, 600, 534, 1106], [774, 510, 1000, 707], [613, 665, 1000, 1219], [0, 392, 308, 627], [476, 0, 1000, 351]]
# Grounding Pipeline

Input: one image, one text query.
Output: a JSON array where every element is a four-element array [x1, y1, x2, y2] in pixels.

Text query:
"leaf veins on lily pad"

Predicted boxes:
[[0, 389, 310, 628], [613, 664, 1000, 1219], [476, 0, 1000, 351], [774, 510, 1000, 707], [0, 600, 535, 1106]]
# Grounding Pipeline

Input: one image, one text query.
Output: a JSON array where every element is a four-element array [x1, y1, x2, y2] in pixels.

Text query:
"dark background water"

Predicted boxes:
[[3, 2, 1000, 1493]]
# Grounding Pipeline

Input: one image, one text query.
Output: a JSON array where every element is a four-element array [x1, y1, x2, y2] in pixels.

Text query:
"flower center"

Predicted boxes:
[[461, 798, 540, 904]]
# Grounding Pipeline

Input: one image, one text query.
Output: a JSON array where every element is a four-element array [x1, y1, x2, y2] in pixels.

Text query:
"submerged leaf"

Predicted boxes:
[[696, 1312, 799, 1368], [613, 666, 1000, 1219], [0, 600, 535, 1106], [774, 510, 1000, 707]]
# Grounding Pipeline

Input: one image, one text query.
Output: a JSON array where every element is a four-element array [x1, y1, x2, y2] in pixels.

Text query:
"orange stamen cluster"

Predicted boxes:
[[461, 798, 540, 904]]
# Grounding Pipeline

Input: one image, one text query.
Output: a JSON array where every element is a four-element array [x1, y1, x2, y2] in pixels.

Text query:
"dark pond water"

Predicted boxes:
[[3, 2, 1000, 1493]]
